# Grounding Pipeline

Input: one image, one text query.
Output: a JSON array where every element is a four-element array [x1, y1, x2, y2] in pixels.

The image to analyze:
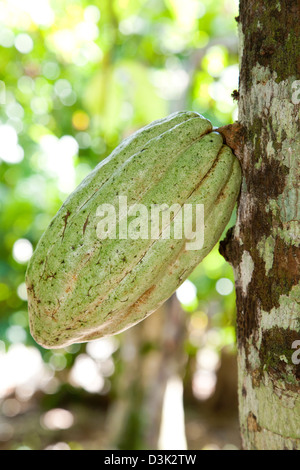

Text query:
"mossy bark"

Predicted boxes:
[[221, 0, 300, 450]]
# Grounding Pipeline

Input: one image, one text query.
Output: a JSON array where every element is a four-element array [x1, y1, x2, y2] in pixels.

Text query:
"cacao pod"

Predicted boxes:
[[26, 111, 241, 349]]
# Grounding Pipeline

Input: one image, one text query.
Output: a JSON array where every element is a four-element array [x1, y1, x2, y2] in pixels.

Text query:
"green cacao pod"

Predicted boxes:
[[26, 111, 241, 349]]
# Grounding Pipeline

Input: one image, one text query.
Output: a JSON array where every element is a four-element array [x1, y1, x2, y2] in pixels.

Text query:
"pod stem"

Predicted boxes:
[[216, 122, 245, 161]]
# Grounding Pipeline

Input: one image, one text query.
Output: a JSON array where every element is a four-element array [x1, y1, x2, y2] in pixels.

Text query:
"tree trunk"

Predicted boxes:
[[220, 0, 300, 450]]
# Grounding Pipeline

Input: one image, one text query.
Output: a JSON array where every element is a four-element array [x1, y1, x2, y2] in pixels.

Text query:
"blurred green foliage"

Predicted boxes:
[[0, 0, 239, 447]]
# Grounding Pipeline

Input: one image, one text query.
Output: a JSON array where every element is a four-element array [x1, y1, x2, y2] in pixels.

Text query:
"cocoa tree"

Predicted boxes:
[[220, 0, 300, 450]]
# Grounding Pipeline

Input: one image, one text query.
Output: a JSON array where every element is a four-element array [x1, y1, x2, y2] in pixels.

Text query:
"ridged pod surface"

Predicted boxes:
[[26, 112, 242, 349]]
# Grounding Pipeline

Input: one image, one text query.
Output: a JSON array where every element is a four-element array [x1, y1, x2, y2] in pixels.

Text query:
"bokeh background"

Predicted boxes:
[[0, 0, 241, 450]]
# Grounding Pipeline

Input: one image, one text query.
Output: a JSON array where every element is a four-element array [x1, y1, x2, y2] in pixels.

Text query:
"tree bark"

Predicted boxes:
[[220, 0, 300, 450]]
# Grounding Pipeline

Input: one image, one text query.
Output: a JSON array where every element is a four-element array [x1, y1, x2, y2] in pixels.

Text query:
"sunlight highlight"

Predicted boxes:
[[216, 278, 234, 296], [2, 0, 55, 28], [158, 376, 187, 450], [39, 134, 78, 193], [41, 409, 74, 431], [176, 280, 197, 306], [0, 344, 49, 399], [69, 354, 105, 393], [0, 125, 24, 164], [12, 238, 33, 264]]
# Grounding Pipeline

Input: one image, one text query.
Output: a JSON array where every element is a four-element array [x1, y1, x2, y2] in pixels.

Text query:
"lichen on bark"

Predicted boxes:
[[221, 0, 300, 450]]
